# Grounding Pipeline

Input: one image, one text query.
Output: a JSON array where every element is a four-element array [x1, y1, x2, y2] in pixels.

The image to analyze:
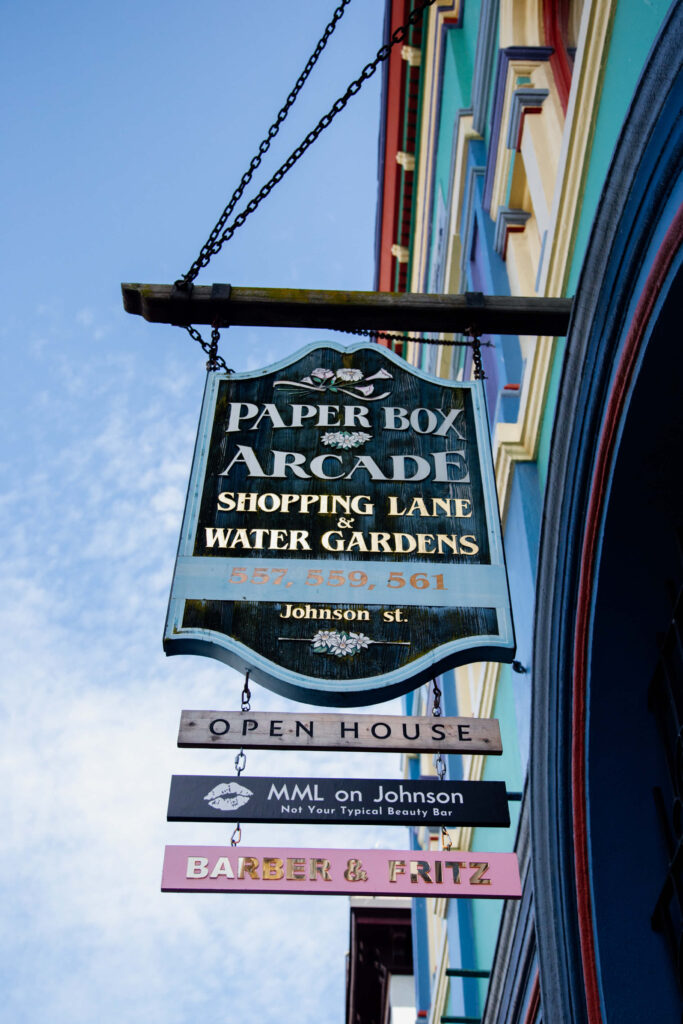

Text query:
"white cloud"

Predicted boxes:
[[0, 344, 413, 1024]]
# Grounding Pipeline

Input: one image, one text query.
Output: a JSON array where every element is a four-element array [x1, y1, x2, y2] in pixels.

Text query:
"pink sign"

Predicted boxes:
[[162, 845, 522, 899]]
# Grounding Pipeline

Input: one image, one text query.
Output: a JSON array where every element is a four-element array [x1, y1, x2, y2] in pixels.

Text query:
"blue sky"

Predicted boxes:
[[0, 3, 420, 1021]]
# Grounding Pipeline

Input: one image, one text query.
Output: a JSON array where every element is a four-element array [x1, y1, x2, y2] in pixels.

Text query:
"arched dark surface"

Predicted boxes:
[[531, 4, 683, 1021]]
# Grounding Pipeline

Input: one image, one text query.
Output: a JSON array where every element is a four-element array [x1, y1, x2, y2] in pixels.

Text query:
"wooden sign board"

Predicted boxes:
[[178, 710, 503, 754], [167, 776, 510, 828], [163, 342, 514, 706], [162, 845, 522, 899]]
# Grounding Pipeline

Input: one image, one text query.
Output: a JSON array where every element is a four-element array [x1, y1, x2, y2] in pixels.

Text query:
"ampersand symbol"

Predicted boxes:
[[344, 858, 368, 882], [336, 516, 355, 530]]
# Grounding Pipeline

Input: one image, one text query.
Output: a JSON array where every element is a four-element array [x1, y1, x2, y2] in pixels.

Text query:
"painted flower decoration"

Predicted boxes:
[[321, 430, 372, 449], [328, 633, 356, 656], [311, 630, 375, 658], [335, 367, 364, 383], [274, 363, 393, 401], [312, 629, 335, 649]]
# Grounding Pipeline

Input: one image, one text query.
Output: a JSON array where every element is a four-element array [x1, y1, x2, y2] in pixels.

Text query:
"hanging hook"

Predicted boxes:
[[466, 326, 486, 381], [241, 669, 252, 712]]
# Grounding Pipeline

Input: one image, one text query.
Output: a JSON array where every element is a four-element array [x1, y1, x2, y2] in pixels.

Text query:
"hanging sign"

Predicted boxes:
[[178, 710, 503, 754], [164, 341, 514, 705], [162, 845, 522, 898], [167, 775, 510, 828]]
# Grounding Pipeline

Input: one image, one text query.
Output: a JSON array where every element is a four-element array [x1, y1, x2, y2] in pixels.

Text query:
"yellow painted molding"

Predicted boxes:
[[540, 0, 618, 297], [500, 0, 543, 48], [429, 929, 452, 1024]]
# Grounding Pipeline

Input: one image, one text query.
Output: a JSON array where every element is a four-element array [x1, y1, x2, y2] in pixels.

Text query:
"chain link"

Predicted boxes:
[[241, 669, 251, 711], [184, 324, 233, 373], [431, 677, 442, 717], [337, 326, 493, 349], [177, 0, 353, 288], [469, 330, 486, 380], [176, 0, 439, 286], [231, 670, 253, 845]]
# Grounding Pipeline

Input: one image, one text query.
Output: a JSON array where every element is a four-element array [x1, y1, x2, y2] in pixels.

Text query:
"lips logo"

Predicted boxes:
[[204, 781, 253, 812]]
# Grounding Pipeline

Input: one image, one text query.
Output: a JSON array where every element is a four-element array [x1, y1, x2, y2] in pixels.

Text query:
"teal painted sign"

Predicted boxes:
[[164, 342, 514, 705]]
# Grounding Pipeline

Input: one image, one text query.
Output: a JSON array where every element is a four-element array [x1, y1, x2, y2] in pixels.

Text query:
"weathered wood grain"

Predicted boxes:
[[121, 283, 572, 336], [178, 710, 502, 754]]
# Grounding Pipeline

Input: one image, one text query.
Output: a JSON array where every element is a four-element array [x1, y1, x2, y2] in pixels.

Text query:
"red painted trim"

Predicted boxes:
[[522, 969, 541, 1024], [572, 203, 683, 1024], [501, 224, 525, 261], [377, 0, 409, 298], [517, 107, 543, 151], [542, 0, 571, 114]]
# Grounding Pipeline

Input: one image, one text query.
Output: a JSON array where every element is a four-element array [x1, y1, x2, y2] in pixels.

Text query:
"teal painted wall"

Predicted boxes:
[[426, 8, 481, 286], [536, 0, 672, 491]]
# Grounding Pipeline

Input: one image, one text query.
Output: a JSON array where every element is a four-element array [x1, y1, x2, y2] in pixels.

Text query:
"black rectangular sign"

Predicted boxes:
[[167, 776, 510, 828]]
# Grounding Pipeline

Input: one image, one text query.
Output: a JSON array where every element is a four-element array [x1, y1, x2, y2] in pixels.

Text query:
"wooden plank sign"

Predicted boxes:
[[167, 776, 510, 828], [163, 342, 514, 706], [178, 710, 503, 754], [161, 845, 522, 899]]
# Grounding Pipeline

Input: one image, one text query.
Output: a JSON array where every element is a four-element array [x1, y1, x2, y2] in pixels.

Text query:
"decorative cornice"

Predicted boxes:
[[506, 88, 549, 150], [472, 0, 501, 136], [494, 207, 532, 257], [482, 46, 554, 213]]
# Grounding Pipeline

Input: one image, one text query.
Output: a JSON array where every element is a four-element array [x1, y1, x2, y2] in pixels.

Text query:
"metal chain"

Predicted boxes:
[[431, 677, 442, 717], [231, 670, 252, 846], [430, 678, 453, 848], [432, 678, 446, 777], [335, 326, 494, 348], [177, 0, 354, 289], [185, 323, 233, 373], [469, 330, 486, 380], [177, 0, 439, 286], [241, 670, 251, 712]]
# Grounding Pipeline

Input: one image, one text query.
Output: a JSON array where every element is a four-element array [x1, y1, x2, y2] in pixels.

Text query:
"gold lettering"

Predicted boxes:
[[388, 859, 406, 882], [459, 534, 479, 556], [436, 534, 459, 555], [286, 857, 307, 880], [417, 534, 436, 554], [445, 861, 464, 883], [237, 857, 260, 880], [309, 858, 332, 881], [217, 491, 236, 512], [409, 860, 432, 883], [405, 497, 429, 517], [350, 495, 374, 515], [262, 857, 284, 880], [469, 862, 491, 885], [370, 532, 393, 553], [321, 530, 344, 552]]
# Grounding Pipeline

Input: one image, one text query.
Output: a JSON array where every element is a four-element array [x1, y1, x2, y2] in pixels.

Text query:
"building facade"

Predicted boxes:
[[370, 2, 683, 1021]]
